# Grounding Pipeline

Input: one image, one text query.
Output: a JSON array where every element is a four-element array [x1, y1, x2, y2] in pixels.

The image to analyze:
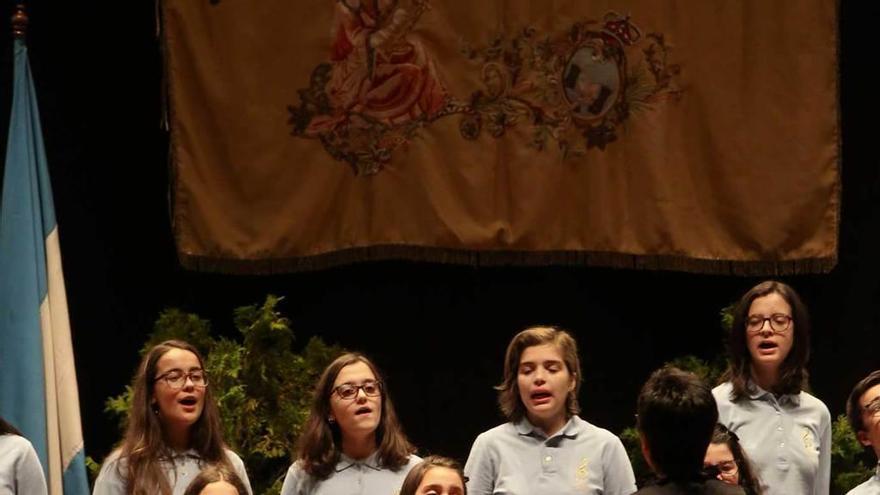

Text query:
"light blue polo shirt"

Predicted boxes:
[[0, 434, 47, 495], [712, 381, 831, 495], [846, 463, 880, 495], [280, 452, 420, 495], [93, 448, 252, 495], [464, 415, 637, 495]]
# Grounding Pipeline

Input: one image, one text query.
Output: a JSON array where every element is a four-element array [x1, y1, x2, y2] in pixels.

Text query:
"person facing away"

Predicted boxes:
[[634, 366, 744, 495]]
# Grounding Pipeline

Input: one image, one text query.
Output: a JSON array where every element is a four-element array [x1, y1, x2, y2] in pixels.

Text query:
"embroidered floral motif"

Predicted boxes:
[[459, 13, 681, 159], [288, 7, 682, 175], [287, 0, 452, 175]]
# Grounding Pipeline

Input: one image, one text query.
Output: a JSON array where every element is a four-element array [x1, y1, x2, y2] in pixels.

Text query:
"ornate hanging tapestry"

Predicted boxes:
[[163, 0, 839, 274]]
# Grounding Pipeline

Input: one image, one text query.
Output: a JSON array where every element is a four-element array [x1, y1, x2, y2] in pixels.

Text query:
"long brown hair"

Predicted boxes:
[[295, 352, 415, 480], [720, 281, 811, 401], [113, 340, 232, 495], [495, 326, 582, 423], [399, 456, 468, 495], [710, 424, 763, 495]]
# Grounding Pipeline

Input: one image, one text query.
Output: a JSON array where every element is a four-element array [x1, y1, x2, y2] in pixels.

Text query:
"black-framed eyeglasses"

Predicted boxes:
[[332, 380, 382, 400], [714, 460, 739, 479], [154, 369, 208, 389], [704, 460, 739, 480], [746, 313, 792, 334]]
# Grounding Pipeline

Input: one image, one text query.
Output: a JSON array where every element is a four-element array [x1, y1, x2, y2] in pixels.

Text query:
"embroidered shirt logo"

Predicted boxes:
[[576, 457, 589, 481], [802, 427, 816, 453]]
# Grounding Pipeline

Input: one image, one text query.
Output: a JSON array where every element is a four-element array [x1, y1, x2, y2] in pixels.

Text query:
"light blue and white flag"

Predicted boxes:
[[0, 36, 89, 495]]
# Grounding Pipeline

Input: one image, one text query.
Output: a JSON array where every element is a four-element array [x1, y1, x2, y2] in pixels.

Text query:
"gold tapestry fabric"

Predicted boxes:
[[164, 0, 839, 274]]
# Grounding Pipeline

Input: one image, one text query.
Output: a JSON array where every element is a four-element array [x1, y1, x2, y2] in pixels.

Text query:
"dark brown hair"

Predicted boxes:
[[0, 416, 22, 436], [183, 464, 249, 495], [638, 366, 717, 481], [495, 326, 582, 423], [710, 424, 763, 495], [720, 281, 811, 400], [295, 352, 415, 480], [847, 370, 880, 435], [112, 340, 232, 495], [399, 456, 468, 495]]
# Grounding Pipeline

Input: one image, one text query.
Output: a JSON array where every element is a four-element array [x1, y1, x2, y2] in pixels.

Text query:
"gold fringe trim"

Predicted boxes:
[[177, 246, 838, 276]]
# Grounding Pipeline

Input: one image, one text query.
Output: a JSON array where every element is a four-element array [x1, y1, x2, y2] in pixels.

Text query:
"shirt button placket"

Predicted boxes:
[[774, 403, 788, 464], [541, 443, 557, 476]]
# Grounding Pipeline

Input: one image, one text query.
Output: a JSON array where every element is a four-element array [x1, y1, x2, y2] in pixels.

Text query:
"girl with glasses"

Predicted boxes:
[[280, 353, 420, 495], [704, 424, 763, 495], [844, 370, 880, 495], [0, 416, 47, 494], [464, 326, 636, 495], [713, 281, 831, 495], [93, 340, 252, 495]]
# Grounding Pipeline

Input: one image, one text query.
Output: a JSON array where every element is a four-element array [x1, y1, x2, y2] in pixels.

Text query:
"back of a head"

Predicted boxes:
[[638, 366, 718, 481]]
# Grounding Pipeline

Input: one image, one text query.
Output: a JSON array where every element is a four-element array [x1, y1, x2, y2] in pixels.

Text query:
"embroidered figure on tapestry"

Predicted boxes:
[[288, 4, 682, 175]]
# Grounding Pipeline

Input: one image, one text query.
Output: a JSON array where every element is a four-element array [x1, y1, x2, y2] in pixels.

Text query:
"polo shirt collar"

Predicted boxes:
[[336, 450, 382, 472], [514, 416, 585, 439], [746, 380, 800, 406]]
